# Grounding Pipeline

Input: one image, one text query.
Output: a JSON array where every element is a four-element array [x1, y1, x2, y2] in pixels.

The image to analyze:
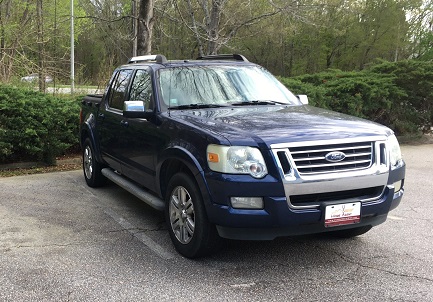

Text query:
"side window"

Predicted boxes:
[[129, 69, 153, 110], [108, 69, 132, 110]]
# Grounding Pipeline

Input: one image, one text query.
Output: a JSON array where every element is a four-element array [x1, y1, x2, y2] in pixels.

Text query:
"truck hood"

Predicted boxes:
[[172, 105, 392, 146]]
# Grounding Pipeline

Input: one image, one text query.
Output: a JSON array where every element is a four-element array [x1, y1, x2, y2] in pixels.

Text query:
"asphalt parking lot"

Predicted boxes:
[[1, 144, 432, 301]]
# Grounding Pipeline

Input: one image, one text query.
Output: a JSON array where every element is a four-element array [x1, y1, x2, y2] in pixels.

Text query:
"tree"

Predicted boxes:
[[172, 0, 282, 56], [37, 0, 45, 92], [0, 0, 33, 82], [137, 0, 155, 55], [76, 0, 131, 84], [0, 0, 89, 88], [0, 0, 431, 86], [407, 0, 433, 60]]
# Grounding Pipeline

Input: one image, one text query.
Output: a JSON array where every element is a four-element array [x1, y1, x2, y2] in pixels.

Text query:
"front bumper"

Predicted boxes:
[[204, 163, 405, 240]]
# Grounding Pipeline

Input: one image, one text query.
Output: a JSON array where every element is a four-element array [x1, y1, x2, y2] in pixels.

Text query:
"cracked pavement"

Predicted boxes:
[[0, 144, 432, 301]]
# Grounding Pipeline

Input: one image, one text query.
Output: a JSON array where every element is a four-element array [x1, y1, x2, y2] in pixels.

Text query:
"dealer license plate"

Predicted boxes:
[[325, 202, 361, 227]]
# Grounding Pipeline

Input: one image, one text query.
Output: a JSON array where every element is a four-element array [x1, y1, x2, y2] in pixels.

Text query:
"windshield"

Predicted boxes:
[[158, 65, 300, 109]]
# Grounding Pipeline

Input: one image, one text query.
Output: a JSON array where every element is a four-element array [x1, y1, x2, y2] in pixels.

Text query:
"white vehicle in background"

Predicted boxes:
[[21, 73, 53, 83]]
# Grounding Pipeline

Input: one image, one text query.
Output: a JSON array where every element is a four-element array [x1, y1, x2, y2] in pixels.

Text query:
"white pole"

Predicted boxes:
[[70, 0, 75, 95]]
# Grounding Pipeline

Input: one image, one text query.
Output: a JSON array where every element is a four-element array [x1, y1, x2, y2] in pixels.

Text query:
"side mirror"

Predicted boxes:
[[123, 101, 154, 118], [297, 95, 309, 105]]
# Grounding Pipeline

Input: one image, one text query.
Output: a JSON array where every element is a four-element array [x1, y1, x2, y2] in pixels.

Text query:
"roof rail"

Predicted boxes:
[[128, 54, 168, 64], [196, 54, 249, 62]]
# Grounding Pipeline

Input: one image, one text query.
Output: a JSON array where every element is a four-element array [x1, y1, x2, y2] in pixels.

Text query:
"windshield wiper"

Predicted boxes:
[[169, 103, 228, 110], [230, 100, 288, 106]]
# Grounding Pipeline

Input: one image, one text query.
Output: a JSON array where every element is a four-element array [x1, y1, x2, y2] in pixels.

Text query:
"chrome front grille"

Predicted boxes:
[[271, 137, 389, 209], [282, 141, 374, 175]]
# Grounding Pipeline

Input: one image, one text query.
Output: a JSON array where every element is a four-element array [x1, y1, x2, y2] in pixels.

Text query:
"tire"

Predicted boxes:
[[165, 172, 221, 258], [328, 225, 372, 238], [82, 138, 106, 187]]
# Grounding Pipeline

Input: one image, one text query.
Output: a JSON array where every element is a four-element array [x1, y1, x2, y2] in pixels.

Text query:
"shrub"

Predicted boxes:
[[278, 77, 329, 109], [370, 60, 433, 134], [0, 85, 80, 164], [280, 60, 433, 135]]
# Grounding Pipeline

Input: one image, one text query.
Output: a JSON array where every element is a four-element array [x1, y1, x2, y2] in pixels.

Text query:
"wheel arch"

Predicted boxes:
[[157, 147, 211, 207], [80, 120, 103, 163]]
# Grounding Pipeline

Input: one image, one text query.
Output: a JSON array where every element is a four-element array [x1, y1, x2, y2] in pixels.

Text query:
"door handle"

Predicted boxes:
[[120, 120, 129, 127], [98, 113, 105, 119]]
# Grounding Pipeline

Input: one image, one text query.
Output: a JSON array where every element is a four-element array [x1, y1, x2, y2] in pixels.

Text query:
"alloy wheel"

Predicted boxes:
[[169, 186, 195, 244], [83, 145, 93, 180]]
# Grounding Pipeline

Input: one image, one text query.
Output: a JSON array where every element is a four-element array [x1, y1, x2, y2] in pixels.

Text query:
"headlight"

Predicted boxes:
[[388, 134, 402, 168], [207, 144, 268, 178]]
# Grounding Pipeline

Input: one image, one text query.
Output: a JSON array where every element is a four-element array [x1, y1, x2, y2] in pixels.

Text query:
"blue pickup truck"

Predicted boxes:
[[80, 54, 405, 258]]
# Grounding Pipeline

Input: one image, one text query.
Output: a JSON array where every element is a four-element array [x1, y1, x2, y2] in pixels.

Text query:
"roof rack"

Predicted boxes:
[[128, 54, 168, 64], [196, 54, 249, 62]]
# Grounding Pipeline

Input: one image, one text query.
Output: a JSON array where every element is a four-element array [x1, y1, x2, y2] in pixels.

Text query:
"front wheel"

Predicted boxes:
[[82, 138, 106, 187], [165, 173, 221, 258]]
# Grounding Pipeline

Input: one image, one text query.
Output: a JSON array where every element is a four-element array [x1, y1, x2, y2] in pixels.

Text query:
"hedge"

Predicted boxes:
[[0, 85, 80, 164], [280, 60, 433, 135]]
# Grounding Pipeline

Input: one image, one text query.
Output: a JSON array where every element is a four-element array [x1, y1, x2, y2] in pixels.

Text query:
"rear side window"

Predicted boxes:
[[108, 69, 132, 110], [129, 69, 153, 110]]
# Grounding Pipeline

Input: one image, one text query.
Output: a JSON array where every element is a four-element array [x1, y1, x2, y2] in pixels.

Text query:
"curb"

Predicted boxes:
[[0, 156, 81, 171]]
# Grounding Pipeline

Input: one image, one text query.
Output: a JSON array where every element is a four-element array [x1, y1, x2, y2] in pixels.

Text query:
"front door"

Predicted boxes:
[[118, 69, 166, 192]]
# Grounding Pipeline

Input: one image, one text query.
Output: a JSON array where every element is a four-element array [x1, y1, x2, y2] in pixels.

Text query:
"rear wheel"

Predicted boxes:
[[328, 225, 372, 238], [165, 172, 221, 258], [82, 138, 106, 187]]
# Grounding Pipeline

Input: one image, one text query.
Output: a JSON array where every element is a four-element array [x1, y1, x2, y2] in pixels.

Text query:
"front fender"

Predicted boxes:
[[156, 146, 213, 211]]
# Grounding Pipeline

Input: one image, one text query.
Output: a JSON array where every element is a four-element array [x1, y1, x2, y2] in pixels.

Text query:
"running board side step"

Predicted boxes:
[[101, 168, 164, 211]]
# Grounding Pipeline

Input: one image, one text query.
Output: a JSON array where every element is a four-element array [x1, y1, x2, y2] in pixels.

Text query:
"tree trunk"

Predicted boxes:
[[36, 0, 45, 92], [207, 0, 224, 55], [186, 0, 204, 57], [137, 0, 154, 55], [0, 11, 5, 78]]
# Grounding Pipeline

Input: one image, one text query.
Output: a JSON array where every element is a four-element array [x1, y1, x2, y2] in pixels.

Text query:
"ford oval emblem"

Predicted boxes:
[[325, 151, 346, 162]]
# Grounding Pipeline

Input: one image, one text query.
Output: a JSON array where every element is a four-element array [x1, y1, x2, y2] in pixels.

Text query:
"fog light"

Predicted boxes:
[[393, 180, 402, 193], [231, 197, 264, 209]]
